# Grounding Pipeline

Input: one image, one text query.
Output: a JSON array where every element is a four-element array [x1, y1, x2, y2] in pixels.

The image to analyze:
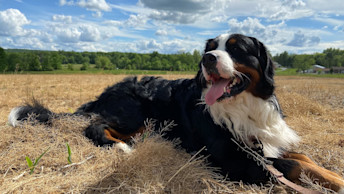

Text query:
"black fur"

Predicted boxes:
[[11, 34, 285, 184], [225, 34, 275, 99], [15, 100, 54, 125]]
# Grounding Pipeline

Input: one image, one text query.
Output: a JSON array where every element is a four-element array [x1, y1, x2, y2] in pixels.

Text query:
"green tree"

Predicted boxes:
[[67, 63, 74, 70], [7, 53, 21, 71], [28, 53, 41, 71], [323, 48, 342, 68], [131, 54, 142, 69], [0, 47, 7, 72], [80, 62, 89, 70], [51, 52, 62, 70], [95, 56, 112, 70], [118, 57, 130, 69], [314, 53, 326, 67], [273, 51, 294, 67], [74, 53, 84, 64], [41, 53, 54, 71], [175, 61, 182, 71], [82, 56, 90, 64], [79, 56, 90, 71], [293, 54, 315, 73]]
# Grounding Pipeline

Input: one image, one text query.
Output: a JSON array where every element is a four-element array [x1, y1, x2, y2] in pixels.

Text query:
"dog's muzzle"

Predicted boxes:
[[202, 52, 219, 75]]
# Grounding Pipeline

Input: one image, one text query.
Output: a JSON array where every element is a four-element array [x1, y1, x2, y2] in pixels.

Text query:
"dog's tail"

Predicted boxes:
[[8, 100, 60, 127]]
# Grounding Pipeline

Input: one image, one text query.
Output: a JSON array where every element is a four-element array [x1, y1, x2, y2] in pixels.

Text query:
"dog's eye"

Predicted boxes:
[[228, 46, 240, 53], [205, 39, 218, 52], [226, 41, 239, 52]]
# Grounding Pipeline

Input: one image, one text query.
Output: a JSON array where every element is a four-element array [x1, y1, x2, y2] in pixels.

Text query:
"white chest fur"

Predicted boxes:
[[204, 91, 300, 158]]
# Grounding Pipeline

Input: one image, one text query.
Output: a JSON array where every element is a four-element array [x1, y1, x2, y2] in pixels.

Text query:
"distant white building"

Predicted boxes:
[[306, 64, 330, 74], [313, 65, 325, 69]]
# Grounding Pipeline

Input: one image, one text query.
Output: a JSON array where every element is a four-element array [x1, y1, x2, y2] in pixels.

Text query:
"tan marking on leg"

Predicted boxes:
[[284, 152, 343, 179], [283, 152, 316, 165], [287, 158, 344, 192], [106, 126, 145, 141], [104, 129, 125, 143]]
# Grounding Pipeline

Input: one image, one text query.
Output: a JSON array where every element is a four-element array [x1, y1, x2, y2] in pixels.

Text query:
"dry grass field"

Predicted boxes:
[[0, 74, 343, 193]]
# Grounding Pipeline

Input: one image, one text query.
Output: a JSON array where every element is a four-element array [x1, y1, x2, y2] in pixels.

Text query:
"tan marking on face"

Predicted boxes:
[[209, 41, 217, 50], [234, 63, 260, 96], [228, 38, 237, 45]]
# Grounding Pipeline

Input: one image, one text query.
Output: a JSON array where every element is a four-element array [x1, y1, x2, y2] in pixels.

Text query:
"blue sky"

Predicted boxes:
[[1, 0, 344, 55]]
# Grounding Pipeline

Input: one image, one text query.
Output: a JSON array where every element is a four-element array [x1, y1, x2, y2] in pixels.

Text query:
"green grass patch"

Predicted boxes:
[[276, 68, 344, 78], [25, 147, 50, 174], [3, 64, 344, 78], [8, 68, 196, 75]]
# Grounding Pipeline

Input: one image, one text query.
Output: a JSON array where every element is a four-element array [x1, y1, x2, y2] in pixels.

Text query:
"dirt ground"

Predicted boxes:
[[0, 74, 343, 193]]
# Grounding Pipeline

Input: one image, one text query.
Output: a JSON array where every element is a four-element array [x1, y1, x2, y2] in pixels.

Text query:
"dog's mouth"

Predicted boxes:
[[205, 74, 250, 105]]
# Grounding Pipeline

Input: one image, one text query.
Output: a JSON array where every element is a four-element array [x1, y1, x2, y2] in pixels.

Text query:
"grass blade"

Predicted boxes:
[[34, 147, 50, 166], [25, 156, 33, 168], [66, 143, 72, 164], [26, 156, 34, 174]]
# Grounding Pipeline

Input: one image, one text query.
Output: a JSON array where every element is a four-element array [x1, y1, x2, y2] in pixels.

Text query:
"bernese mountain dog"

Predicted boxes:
[[8, 34, 344, 193]]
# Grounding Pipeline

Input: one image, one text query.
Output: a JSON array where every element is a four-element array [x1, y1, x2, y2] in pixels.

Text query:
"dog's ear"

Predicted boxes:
[[250, 37, 275, 99]]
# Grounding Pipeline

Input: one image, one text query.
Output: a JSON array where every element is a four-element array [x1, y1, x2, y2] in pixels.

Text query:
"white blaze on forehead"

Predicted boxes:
[[215, 34, 230, 51]]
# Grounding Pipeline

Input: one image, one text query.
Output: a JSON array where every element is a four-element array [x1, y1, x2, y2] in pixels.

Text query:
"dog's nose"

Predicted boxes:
[[202, 53, 217, 69]]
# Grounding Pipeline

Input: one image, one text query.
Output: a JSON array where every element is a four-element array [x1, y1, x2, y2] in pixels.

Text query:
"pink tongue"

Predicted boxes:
[[205, 79, 230, 105]]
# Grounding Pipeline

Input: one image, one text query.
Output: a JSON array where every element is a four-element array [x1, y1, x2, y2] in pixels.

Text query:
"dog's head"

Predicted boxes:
[[199, 33, 275, 105]]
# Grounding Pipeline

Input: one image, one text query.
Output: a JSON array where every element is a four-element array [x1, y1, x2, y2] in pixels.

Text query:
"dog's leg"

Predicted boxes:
[[85, 121, 146, 153], [104, 127, 145, 154], [283, 152, 343, 179], [283, 152, 316, 165], [103, 129, 133, 154], [272, 157, 344, 193]]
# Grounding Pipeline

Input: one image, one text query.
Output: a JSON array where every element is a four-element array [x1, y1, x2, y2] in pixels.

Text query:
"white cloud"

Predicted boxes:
[[59, 0, 66, 6], [225, 17, 327, 55], [137, 39, 161, 51], [102, 15, 149, 30], [287, 31, 320, 47], [3, 0, 344, 55], [59, 0, 111, 17], [0, 9, 30, 36], [314, 16, 344, 26], [54, 27, 81, 43], [227, 17, 283, 44], [155, 30, 168, 36], [51, 23, 108, 43], [138, 0, 223, 24], [126, 14, 148, 29], [77, 0, 111, 12], [228, 18, 266, 36], [313, 16, 344, 32], [52, 15, 72, 24], [267, 0, 312, 21], [102, 20, 124, 29], [306, 0, 344, 15], [149, 10, 199, 24], [92, 11, 103, 18], [79, 25, 101, 42], [136, 0, 315, 25], [140, 0, 208, 13]]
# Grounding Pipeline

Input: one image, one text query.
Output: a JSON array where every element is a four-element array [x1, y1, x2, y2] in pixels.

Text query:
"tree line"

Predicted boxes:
[[273, 48, 344, 72], [0, 47, 202, 72], [1, 46, 343, 73]]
